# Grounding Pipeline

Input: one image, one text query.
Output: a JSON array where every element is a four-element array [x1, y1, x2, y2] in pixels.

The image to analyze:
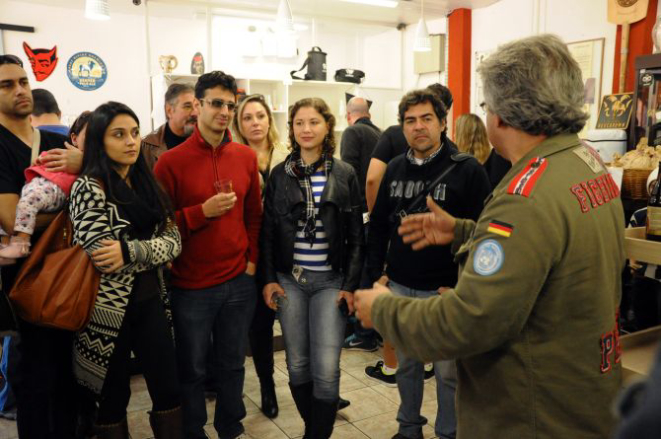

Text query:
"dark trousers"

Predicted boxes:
[[9, 320, 77, 438], [354, 224, 378, 341], [97, 295, 180, 424], [171, 273, 257, 439], [248, 279, 275, 383]]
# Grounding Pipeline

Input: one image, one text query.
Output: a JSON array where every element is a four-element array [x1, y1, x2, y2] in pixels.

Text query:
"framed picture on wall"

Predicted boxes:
[[567, 38, 605, 135]]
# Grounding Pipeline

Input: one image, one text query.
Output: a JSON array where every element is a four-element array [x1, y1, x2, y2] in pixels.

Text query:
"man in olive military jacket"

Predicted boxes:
[[355, 34, 626, 439]]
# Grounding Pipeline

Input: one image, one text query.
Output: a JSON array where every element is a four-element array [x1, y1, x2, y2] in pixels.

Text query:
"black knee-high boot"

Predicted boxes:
[[92, 418, 129, 439], [259, 375, 279, 418], [289, 382, 313, 438], [149, 406, 183, 439], [310, 397, 339, 439]]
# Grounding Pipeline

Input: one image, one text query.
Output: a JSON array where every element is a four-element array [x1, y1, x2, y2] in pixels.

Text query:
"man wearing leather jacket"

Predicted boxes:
[[142, 83, 198, 169]]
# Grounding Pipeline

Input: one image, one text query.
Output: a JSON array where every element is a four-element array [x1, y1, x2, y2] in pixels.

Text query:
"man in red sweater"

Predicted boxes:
[[154, 71, 262, 439]]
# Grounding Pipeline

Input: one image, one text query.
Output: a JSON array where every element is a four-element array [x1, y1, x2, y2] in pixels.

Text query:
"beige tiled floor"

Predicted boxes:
[[0, 345, 444, 439]]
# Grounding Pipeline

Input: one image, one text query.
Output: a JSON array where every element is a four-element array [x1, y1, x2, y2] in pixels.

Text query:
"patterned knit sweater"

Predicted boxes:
[[68, 176, 182, 393]]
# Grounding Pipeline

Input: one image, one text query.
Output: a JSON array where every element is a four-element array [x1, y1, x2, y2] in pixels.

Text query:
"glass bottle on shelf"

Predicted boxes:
[[646, 161, 661, 241]]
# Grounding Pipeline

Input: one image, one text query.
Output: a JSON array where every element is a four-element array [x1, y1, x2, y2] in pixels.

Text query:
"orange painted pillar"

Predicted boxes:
[[612, 0, 658, 93], [448, 8, 472, 128]]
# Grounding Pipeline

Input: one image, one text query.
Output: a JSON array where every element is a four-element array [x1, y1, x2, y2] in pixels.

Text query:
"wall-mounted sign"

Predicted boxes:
[[596, 93, 634, 129], [23, 42, 58, 81], [191, 52, 205, 75], [66, 52, 107, 91]]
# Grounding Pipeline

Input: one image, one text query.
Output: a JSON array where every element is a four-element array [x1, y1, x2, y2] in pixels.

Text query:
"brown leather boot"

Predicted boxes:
[[92, 418, 129, 439], [148, 406, 183, 439]]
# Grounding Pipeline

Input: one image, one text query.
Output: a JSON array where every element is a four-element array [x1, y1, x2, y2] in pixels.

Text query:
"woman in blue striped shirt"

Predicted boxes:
[[261, 98, 364, 439]]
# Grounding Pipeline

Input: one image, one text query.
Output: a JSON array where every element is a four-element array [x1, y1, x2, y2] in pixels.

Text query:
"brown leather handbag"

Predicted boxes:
[[9, 210, 100, 331]]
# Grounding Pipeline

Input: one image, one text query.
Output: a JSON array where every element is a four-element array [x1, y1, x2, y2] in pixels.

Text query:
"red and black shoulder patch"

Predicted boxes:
[[507, 157, 548, 197]]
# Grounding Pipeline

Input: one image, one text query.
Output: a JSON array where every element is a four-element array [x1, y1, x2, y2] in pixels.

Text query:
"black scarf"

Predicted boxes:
[[109, 171, 164, 240], [284, 150, 333, 245]]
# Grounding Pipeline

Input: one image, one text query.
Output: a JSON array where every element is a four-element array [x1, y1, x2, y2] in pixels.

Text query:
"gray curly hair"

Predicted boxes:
[[477, 34, 588, 136]]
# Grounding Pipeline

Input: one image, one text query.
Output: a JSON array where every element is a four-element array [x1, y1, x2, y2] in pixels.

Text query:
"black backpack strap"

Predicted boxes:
[[290, 57, 309, 80], [396, 152, 473, 220]]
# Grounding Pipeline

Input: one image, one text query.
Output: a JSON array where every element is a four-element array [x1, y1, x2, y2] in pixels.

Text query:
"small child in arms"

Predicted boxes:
[[0, 111, 90, 265]]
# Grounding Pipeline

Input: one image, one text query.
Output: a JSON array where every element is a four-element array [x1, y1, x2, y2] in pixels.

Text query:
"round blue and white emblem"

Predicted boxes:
[[473, 239, 504, 276], [67, 52, 107, 91]]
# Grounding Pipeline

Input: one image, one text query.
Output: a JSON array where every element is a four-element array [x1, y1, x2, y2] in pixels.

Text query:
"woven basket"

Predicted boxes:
[[622, 168, 653, 200]]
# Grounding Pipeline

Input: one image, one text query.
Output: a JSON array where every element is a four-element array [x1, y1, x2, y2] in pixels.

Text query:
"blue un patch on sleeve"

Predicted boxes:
[[473, 239, 504, 276]]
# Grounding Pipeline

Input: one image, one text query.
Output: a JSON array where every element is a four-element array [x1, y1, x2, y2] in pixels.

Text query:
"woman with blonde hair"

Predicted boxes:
[[455, 113, 491, 164], [233, 94, 289, 187], [455, 113, 511, 188], [232, 94, 289, 419]]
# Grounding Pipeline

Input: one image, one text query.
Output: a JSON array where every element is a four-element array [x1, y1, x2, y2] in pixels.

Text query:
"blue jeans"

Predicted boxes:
[[390, 280, 457, 439], [171, 273, 257, 439], [277, 269, 345, 402], [0, 336, 10, 411]]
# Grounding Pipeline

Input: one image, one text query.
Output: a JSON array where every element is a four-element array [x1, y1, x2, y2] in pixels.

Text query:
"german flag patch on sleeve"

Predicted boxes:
[[487, 220, 514, 238], [507, 157, 547, 197]]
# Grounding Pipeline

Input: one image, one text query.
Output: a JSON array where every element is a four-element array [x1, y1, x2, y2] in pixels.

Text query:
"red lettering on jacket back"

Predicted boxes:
[[571, 174, 620, 213]]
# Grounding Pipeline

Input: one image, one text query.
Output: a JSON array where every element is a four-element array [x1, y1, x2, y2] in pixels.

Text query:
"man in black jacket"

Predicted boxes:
[[340, 97, 383, 354], [341, 96, 381, 211], [0, 54, 77, 437], [366, 89, 490, 439]]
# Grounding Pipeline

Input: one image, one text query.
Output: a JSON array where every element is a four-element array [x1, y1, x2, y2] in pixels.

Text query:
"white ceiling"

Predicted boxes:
[[13, 0, 500, 26]]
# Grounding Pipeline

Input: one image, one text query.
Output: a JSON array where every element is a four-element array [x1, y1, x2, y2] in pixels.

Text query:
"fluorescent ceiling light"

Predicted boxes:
[[276, 0, 295, 33], [339, 0, 399, 7], [85, 0, 110, 20]]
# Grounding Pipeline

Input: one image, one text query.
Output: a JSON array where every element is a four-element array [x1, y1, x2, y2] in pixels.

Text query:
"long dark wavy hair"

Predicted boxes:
[[81, 101, 173, 221]]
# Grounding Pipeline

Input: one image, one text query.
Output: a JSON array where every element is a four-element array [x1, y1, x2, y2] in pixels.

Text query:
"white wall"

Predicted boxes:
[[145, 10, 207, 79], [0, 0, 407, 133], [471, 0, 618, 126], [402, 17, 448, 92], [0, 0, 153, 132], [210, 15, 402, 90]]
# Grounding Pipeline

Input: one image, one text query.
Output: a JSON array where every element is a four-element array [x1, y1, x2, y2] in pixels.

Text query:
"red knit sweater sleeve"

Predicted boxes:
[[244, 152, 262, 264], [154, 153, 208, 239]]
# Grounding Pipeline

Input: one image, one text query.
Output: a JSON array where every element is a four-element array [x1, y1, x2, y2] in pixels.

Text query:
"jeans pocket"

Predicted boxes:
[[242, 272, 257, 287]]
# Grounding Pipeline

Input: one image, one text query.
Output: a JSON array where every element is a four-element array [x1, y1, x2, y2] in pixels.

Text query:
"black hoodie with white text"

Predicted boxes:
[[366, 139, 491, 290]]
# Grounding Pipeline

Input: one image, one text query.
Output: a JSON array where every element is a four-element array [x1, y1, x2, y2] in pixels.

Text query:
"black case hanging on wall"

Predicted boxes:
[[335, 69, 365, 84], [290, 46, 327, 81]]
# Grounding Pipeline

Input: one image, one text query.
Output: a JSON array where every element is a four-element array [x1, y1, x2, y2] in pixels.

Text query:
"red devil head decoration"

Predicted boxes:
[[23, 42, 58, 82]]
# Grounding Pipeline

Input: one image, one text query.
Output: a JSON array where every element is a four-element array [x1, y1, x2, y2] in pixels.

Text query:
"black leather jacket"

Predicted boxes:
[[261, 158, 365, 292]]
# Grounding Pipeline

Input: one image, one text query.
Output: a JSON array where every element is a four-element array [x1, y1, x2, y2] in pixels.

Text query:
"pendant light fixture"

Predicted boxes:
[[276, 0, 295, 33], [85, 0, 110, 20], [413, 0, 431, 52]]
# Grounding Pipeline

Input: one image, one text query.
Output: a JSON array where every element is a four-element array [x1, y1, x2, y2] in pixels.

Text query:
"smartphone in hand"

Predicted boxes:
[[338, 298, 349, 317]]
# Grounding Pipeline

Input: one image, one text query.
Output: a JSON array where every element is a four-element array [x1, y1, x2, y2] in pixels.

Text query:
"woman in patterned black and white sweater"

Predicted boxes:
[[69, 102, 182, 438]]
